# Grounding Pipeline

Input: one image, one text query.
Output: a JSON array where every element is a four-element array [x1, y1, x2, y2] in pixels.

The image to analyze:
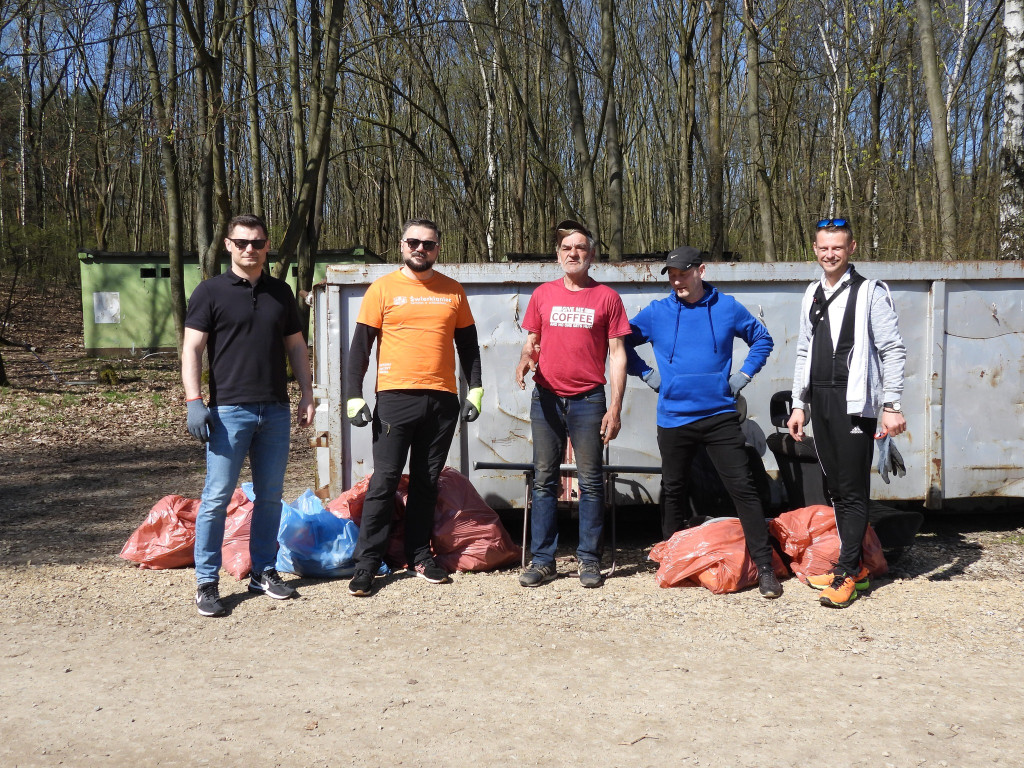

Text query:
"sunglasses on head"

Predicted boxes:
[[403, 238, 438, 252], [228, 238, 267, 250], [815, 218, 848, 229]]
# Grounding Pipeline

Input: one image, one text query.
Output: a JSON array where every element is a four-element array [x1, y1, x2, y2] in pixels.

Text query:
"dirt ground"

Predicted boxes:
[[2, 288, 1023, 767]]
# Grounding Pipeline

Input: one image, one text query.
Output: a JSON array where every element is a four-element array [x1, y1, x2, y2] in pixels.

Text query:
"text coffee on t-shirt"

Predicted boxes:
[[549, 306, 596, 328]]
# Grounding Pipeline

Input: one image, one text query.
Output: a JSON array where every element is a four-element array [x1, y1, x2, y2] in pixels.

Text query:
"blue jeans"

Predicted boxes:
[[529, 385, 606, 566], [195, 403, 291, 584]]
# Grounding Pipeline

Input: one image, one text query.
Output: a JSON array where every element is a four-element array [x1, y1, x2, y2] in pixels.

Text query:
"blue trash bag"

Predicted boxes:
[[275, 489, 360, 578], [239, 485, 386, 579]]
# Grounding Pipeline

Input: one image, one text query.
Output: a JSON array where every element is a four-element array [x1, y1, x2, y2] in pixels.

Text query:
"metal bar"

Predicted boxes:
[[475, 461, 662, 474]]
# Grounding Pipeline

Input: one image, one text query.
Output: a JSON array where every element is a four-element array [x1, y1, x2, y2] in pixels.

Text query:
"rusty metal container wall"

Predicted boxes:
[[311, 260, 1024, 509]]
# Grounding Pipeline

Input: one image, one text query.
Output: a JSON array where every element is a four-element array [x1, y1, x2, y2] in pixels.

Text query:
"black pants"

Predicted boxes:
[[810, 386, 877, 575], [657, 412, 773, 566], [354, 390, 460, 572]]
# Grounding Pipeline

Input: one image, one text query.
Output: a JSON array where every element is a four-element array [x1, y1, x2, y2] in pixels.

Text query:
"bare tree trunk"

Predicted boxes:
[[274, 0, 346, 287], [178, 0, 233, 277], [243, 0, 264, 218], [915, 0, 958, 261], [708, 0, 725, 259], [136, 0, 186, 354], [1001, 0, 1024, 259], [599, 0, 623, 261], [678, 1, 698, 245], [742, 0, 775, 262], [551, 0, 599, 244], [461, 0, 498, 262]]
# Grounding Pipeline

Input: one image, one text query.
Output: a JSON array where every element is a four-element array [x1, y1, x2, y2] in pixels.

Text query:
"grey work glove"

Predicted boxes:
[[347, 397, 372, 427], [729, 372, 750, 398], [641, 368, 661, 392], [186, 398, 212, 443], [876, 434, 907, 484]]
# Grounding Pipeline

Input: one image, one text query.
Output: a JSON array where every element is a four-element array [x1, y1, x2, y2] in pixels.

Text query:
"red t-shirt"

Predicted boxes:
[[522, 279, 631, 396]]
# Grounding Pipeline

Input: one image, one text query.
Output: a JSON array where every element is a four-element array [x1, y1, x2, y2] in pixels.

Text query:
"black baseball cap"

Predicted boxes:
[[661, 245, 704, 274], [555, 219, 594, 240]]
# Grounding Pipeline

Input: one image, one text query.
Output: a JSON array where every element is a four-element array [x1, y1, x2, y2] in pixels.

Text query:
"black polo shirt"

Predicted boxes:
[[185, 270, 302, 406]]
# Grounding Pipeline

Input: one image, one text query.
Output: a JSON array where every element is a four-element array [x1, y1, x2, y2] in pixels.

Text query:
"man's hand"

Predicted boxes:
[[879, 410, 906, 438], [729, 372, 751, 398], [515, 337, 540, 390], [186, 398, 212, 443], [297, 393, 315, 427], [347, 397, 372, 427], [641, 368, 661, 392], [461, 387, 484, 422], [787, 407, 806, 441], [600, 409, 621, 445]]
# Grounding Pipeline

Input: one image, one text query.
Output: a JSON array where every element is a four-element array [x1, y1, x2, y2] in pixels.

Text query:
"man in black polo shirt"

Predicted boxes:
[[182, 213, 314, 617]]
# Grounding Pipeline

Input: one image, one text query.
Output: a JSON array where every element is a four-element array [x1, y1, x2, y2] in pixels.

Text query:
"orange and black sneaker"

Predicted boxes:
[[819, 573, 859, 608], [808, 565, 871, 593]]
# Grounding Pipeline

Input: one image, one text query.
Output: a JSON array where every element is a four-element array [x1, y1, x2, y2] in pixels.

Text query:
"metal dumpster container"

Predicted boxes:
[[309, 260, 1024, 510]]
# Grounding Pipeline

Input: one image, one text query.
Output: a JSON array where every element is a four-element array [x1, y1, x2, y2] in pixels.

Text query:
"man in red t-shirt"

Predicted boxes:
[[514, 220, 629, 588]]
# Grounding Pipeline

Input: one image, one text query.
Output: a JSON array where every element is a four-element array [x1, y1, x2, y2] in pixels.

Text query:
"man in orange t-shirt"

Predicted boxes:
[[345, 219, 483, 596]]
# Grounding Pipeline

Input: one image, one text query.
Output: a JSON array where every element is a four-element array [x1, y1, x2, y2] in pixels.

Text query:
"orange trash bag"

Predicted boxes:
[[121, 489, 254, 578], [768, 505, 888, 585], [428, 468, 521, 572], [120, 495, 200, 570], [221, 489, 254, 580], [327, 475, 409, 569], [327, 468, 520, 572], [649, 517, 787, 594]]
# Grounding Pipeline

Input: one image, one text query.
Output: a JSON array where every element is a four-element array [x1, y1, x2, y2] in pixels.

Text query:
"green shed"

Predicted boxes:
[[78, 247, 382, 356]]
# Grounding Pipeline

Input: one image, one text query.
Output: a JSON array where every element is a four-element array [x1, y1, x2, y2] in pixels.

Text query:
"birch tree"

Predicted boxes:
[[1001, 0, 1024, 259]]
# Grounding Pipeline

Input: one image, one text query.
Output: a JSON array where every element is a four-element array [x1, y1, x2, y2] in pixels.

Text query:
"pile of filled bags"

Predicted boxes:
[[120, 467, 520, 579], [649, 505, 888, 594]]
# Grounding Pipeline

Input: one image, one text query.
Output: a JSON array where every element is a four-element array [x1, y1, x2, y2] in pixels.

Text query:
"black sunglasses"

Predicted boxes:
[[403, 238, 438, 252], [815, 218, 848, 229], [228, 238, 267, 250]]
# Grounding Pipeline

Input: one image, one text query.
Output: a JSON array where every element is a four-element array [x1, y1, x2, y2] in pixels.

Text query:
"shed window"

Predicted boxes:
[[161, 267, 170, 278], [140, 267, 157, 278]]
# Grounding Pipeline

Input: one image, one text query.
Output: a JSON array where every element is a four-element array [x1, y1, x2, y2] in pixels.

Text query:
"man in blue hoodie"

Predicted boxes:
[[628, 246, 782, 598]]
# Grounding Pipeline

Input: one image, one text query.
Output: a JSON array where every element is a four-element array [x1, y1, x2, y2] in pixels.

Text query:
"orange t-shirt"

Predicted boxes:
[[356, 269, 475, 394]]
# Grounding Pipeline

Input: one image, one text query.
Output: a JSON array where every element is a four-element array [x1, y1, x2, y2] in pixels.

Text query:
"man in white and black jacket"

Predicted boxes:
[[787, 218, 907, 609]]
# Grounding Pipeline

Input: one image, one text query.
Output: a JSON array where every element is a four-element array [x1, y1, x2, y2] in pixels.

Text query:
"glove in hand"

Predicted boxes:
[[186, 399, 212, 443], [347, 397, 372, 427], [461, 387, 484, 422], [729, 372, 750, 398], [876, 434, 907, 484], [641, 368, 661, 392]]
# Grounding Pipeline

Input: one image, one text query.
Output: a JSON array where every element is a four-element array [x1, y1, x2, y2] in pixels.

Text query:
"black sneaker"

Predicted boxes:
[[758, 564, 783, 599], [519, 561, 557, 587], [248, 568, 296, 600], [411, 557, 450, 584], [578, 560, 604, 588], [196, 582, 226, 617], [349, 569, 375, 596]]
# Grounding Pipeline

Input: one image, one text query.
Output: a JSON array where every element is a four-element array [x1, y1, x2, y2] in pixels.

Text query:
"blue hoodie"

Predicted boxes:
[[627, 282, 773, 428]]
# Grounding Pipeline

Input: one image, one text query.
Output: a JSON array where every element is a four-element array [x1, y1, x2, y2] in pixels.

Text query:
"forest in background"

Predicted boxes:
[[0, 0, 1019, 343]]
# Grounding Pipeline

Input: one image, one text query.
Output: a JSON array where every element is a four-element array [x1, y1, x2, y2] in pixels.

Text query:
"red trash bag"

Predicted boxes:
[[429, 467, 521, 572], [769, 504, 888, 585], [648, 517, 787, 594], [120, 495, 200, 570], [221, 488, 254, 580], [327, 475, 409, 569]]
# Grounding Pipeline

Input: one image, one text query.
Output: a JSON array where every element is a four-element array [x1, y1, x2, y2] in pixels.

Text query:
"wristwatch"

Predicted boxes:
[[883, 401, 902, 413]]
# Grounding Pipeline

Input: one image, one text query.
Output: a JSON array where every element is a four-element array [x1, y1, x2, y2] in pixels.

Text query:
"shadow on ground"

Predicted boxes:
[[0, 442, 206, 566]]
